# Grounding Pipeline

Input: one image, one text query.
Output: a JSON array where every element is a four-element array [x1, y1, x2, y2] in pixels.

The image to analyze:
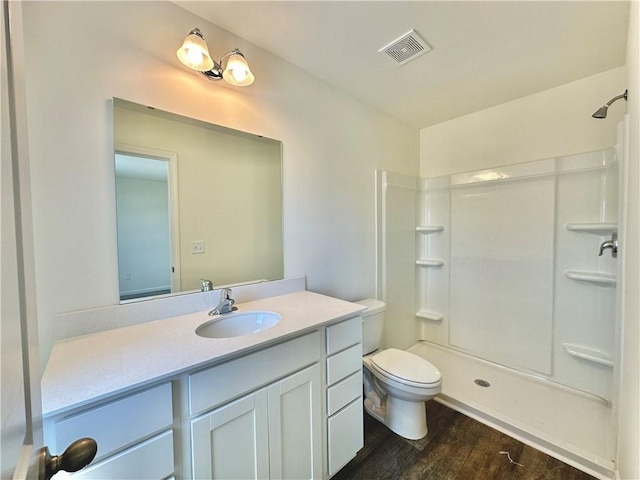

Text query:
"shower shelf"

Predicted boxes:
[[563, 343, 613, 368], [565, 222, 618, 235], [416, 259, 444, 267], [416, 310, 444, 322], [564, 270, 616, 286], [416, 226, 444, 234]]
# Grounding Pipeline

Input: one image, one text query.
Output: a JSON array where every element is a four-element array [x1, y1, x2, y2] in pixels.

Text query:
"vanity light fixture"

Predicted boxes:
[[177, 28, 255, 87]]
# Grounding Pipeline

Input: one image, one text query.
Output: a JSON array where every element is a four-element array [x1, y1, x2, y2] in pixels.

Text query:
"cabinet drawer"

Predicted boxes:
[[53, 383, 173, 462], [326, 343, 361, 386], [70, 431, 174, 479], [326, 316, 362, 355], [189, 331, 321, 415], [327, 372, 361, 416], [327, 399, 363, 476]]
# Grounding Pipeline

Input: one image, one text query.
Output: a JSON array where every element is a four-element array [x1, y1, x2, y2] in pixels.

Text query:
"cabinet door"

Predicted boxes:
[[268, 364, 322, 480], [191, 389, 269, 480]]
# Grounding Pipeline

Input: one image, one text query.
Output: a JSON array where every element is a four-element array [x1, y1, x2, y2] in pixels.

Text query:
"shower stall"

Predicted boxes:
[[377, 142, 623, 479]]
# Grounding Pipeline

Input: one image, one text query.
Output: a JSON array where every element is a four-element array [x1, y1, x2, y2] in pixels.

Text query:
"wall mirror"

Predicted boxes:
[[113, 98, 283, 302]]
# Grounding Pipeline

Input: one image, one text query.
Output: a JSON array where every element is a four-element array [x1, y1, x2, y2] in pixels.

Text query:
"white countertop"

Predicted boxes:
[[41, 290, 365, 417]]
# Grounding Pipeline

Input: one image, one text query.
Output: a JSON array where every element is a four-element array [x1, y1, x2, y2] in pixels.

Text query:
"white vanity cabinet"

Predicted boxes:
[[42, 297, 366, 480], [325, 316, 364, 477], [189, 331, 323, 479], [43, 383, 175, 479]]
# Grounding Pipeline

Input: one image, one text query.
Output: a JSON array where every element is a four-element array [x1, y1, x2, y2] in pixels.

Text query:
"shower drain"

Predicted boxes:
[[474, 378, 491, 388]]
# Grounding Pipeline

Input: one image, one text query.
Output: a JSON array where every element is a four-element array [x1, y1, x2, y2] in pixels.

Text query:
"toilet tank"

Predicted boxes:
[[355, 298, 386, 355]]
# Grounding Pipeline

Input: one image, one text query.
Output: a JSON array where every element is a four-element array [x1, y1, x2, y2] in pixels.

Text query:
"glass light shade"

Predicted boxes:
[[177, 32, 214, 72], [222, 53, 255, 86]]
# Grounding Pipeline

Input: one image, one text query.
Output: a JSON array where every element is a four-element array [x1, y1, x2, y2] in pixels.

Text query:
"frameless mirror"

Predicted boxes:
[[113, 98, 283, 302]]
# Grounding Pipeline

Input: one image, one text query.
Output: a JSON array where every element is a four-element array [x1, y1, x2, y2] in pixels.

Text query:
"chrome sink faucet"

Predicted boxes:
[[208, 288, 238, 316]]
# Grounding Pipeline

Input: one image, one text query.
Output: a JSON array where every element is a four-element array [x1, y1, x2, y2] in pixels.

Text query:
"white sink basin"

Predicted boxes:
[[196, 311, 281, 338]]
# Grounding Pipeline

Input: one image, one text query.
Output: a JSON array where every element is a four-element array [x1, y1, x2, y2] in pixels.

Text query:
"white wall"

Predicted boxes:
[[617, 2, 640, 478], [420, 67, 626, 176], [115, 175, 171, 297], [21, 1, 418, 368]]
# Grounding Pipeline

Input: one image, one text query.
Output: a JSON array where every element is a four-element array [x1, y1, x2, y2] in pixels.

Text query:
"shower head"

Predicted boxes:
[[592, 90, 628, 119], [592, 106, 609, 119]]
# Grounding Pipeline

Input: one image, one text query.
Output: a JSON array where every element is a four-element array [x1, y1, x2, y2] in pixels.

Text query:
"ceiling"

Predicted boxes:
[[176, 1, 629, 129]]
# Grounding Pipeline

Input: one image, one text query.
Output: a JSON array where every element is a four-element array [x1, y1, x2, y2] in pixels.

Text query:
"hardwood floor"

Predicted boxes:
[[332, 400, 597, 480]]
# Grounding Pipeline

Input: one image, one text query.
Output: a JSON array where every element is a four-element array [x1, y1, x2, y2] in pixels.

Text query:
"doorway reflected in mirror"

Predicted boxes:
[[115, 152, 174, 300]]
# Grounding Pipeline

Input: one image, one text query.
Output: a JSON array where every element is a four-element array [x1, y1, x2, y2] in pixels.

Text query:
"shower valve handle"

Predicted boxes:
[[598, 232, 618, 258]]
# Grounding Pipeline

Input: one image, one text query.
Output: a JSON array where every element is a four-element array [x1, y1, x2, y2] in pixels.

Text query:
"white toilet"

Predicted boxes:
[[356, 299, 442, 440]]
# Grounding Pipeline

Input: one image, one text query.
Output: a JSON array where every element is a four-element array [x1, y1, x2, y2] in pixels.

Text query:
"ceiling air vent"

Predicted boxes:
[[379, 29, 431, 66]]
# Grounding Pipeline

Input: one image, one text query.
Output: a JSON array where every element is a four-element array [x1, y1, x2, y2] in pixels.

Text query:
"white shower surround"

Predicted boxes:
[[407, 341, 615, 479], [419, 148, 618, 400], [448, 174, 556, 375], [378, 147, 620, 479]]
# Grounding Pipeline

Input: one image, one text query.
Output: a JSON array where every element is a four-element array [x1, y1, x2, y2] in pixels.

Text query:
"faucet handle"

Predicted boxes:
[[598, 232, 618, 258], [201, 279, 213, 291]]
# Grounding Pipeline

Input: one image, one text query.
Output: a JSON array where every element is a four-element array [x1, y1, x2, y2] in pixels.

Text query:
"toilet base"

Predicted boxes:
[[364, 395, 428, 440], [364, 397, 386, 423]]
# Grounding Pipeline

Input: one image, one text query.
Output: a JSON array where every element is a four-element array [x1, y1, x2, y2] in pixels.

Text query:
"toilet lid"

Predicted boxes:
[[370, 348, 441, 387]]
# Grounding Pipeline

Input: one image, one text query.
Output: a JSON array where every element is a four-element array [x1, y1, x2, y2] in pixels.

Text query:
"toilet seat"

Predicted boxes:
[[370, 348, 441, 389]]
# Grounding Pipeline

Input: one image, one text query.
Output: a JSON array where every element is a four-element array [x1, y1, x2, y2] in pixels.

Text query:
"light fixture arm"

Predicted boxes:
[[200, 49, 244, 82], [199, 61, 224, 81]]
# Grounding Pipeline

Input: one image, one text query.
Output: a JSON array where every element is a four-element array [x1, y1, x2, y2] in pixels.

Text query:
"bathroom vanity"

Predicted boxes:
[[41, 289, 365, 479]]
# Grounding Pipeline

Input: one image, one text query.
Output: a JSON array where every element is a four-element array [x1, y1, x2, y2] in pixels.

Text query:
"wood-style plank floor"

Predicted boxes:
[[332, 400, 597, 480]]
